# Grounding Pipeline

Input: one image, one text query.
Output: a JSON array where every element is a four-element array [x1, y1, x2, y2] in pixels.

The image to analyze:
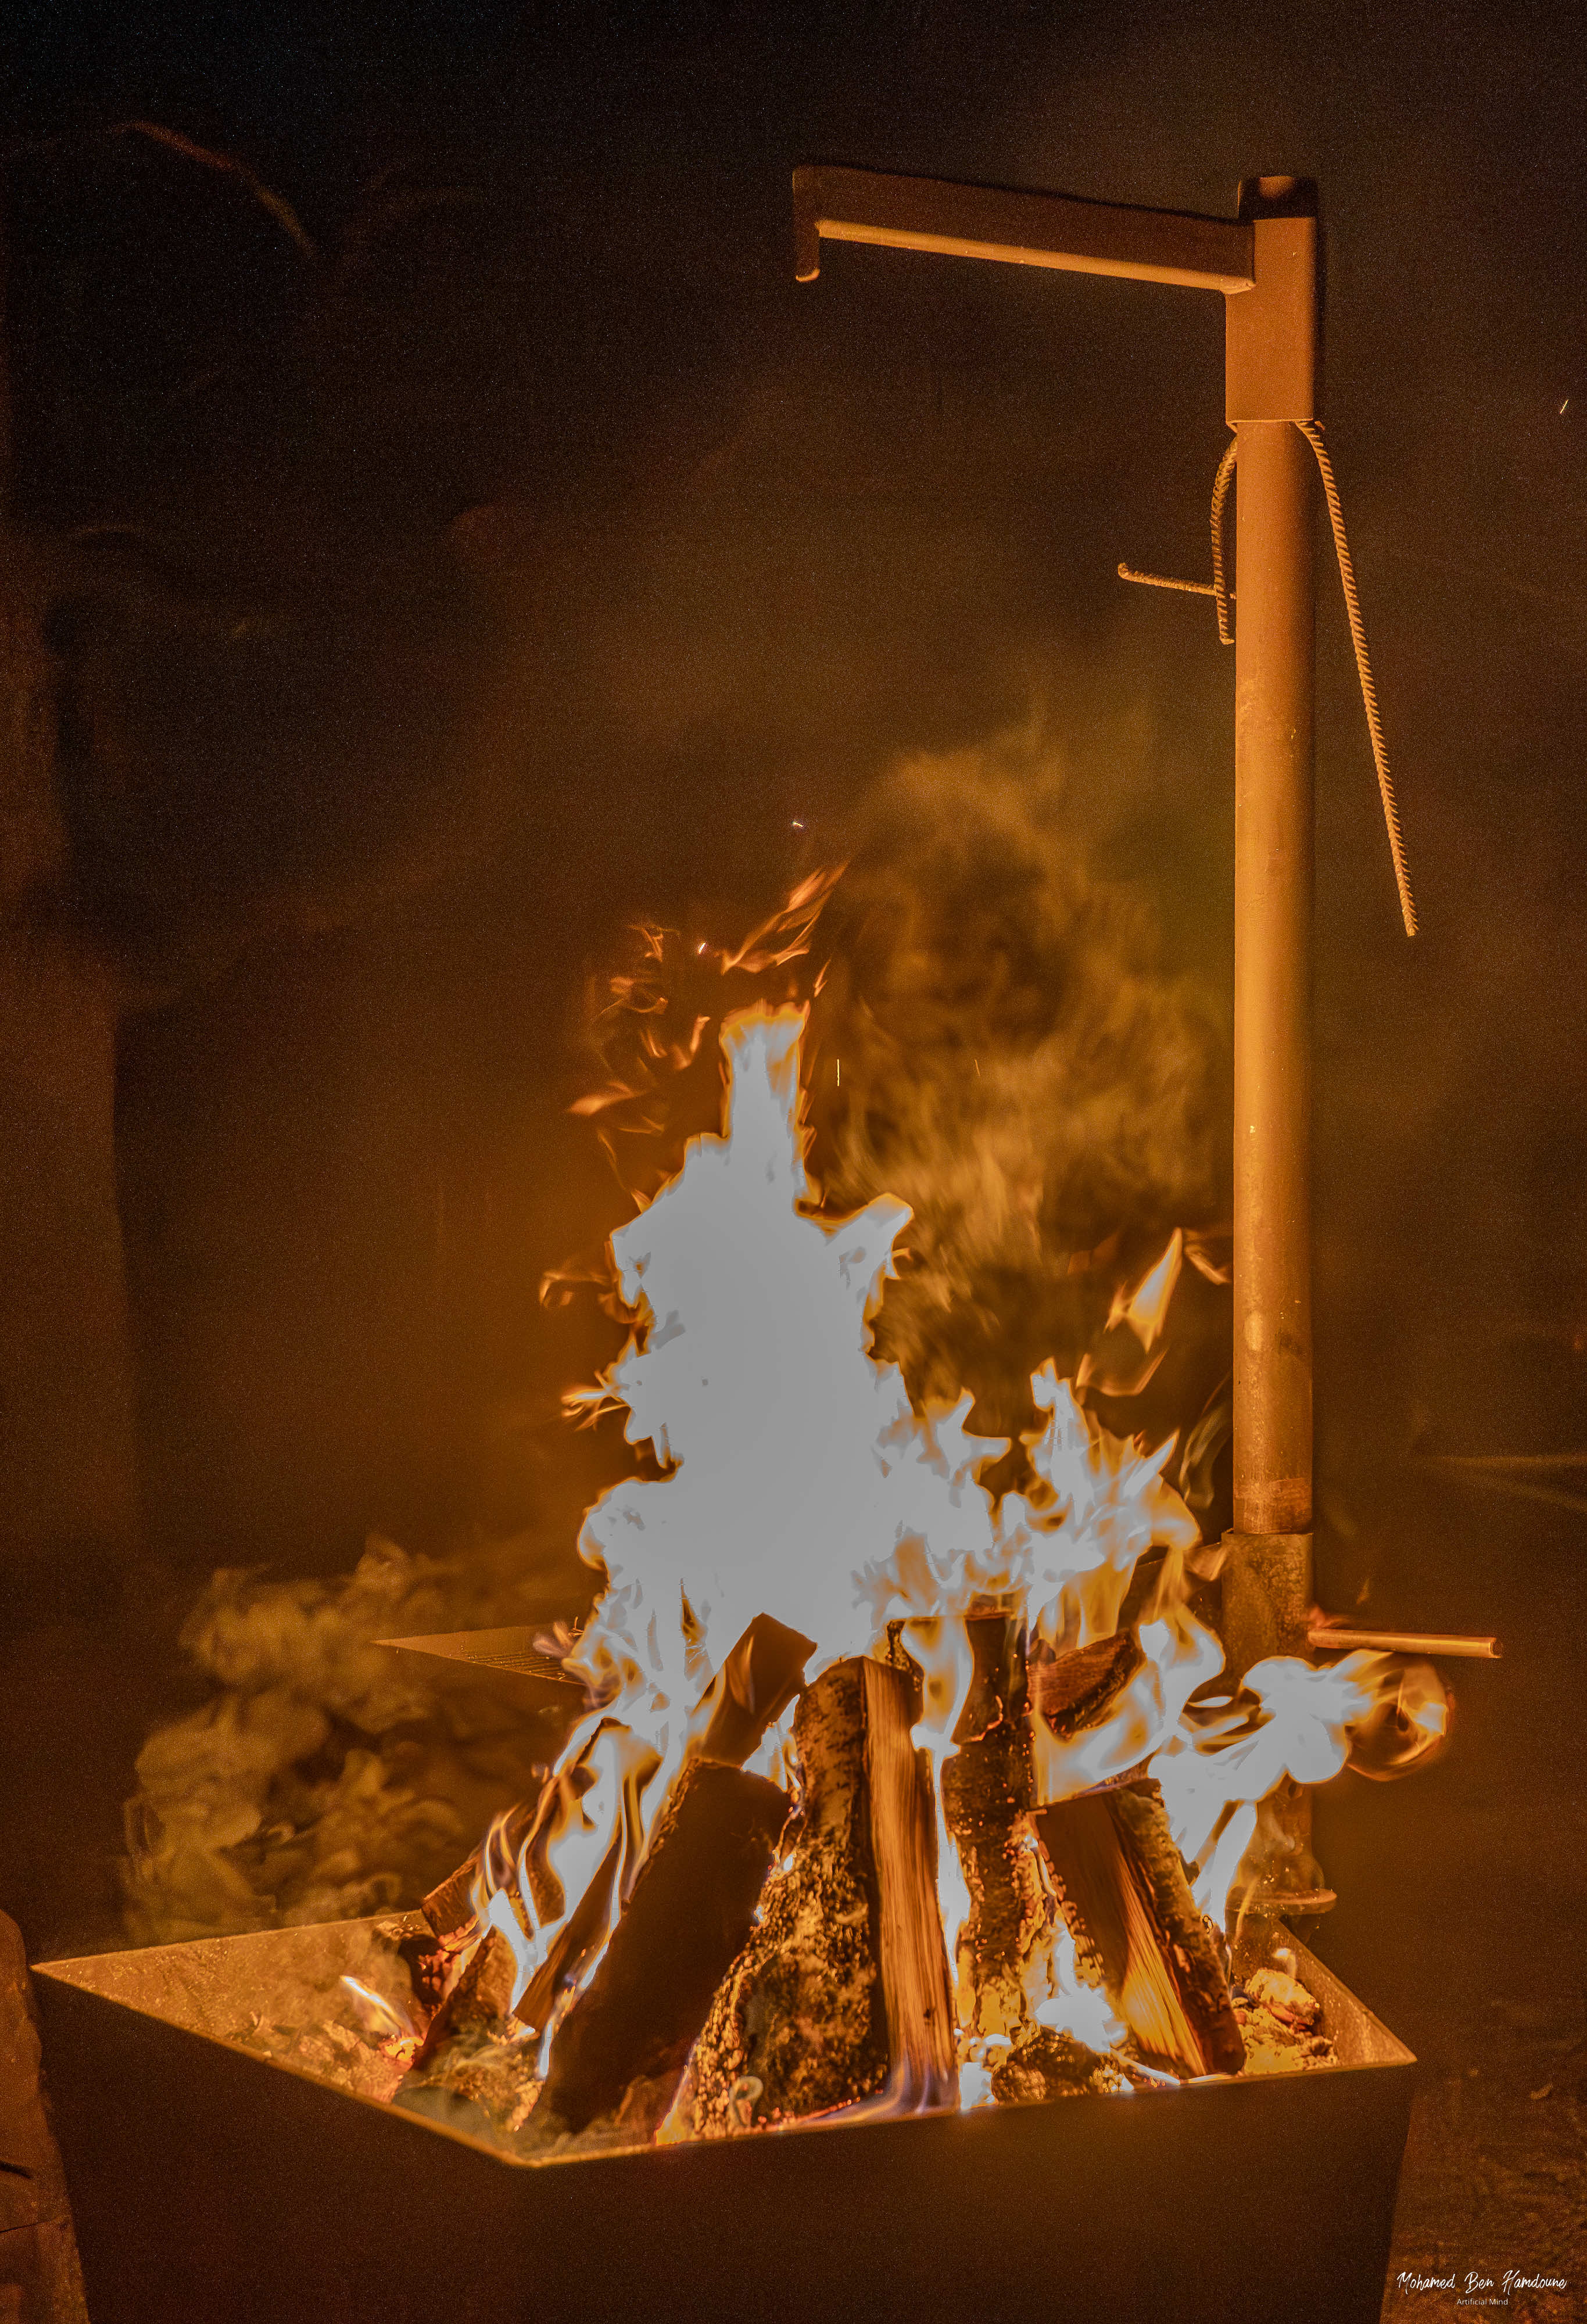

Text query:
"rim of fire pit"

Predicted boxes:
[[34, 1914, 1412, 2174]]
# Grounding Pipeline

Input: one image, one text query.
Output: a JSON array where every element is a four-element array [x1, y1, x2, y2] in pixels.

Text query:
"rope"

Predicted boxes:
[[1210, 436, 1238, 647], [1207, 424, 1418, 939], [1297, 420, 1418, 938]]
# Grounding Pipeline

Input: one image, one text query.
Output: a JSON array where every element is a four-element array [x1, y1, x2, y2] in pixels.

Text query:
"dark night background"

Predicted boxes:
[[0, 1, 1582, 2310]]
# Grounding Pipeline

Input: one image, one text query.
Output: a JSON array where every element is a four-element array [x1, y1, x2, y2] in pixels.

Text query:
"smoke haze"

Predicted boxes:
[[0, 0, 1576, 1988]]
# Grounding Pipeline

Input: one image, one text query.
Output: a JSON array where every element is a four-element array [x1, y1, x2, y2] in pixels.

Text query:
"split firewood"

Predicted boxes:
[[402, 1735, 639, 2090], [394, 1914, 537, 2140], [526, 1758, 789, 2144], [407, 1612, 812, 2117], [397, 1810, 631, 2139], [418, 1777, 548, 1946], [938, 1613, 1049, 2040], [1031, 1627, 1145, 1740], [416, 1612, 810, 1951], [693, 1611, 816, 1767], [678, 1656, 958, 2135], [1033, 1779, 1244, 2079]]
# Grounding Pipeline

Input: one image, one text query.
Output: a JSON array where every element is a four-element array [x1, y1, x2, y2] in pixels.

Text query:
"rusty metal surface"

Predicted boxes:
[[34, 1919, 1412, 2324], [791, 163, 1254, 291], [1225, 204, 1318, 424], [1232, 411, 1316, 1545]]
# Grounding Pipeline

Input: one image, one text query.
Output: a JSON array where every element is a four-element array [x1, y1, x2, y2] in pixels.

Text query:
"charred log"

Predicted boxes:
[[939, 1614, 1048, 2040], [1033, 1779, 1244, 2079], [395, 1918, 537, 2141], [415, 1613, 809, 1955], [693, 1612, 815, 1768], [418, 1778, 547, 1946], [679, 1656, 957, 2136], [1031, 1629, 1144, 1740], [528, 1759, 789, 2143]]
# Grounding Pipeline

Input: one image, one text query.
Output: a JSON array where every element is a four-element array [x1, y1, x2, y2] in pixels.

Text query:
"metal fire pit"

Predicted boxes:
[[34, 1918, 1412, 2324]]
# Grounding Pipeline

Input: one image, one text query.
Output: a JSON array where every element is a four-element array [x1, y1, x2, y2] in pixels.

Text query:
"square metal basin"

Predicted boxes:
[[33, 1917, 1413, 2324]]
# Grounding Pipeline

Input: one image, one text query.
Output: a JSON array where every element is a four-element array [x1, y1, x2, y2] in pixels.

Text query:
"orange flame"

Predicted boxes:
[[454, 994, 1446, 2115]]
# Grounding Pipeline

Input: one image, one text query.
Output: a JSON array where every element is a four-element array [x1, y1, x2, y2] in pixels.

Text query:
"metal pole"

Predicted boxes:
[[1219, 180, 1330, 1908], [1217, 181, 1319, 1690], [1231, 418, 1314, 1543]]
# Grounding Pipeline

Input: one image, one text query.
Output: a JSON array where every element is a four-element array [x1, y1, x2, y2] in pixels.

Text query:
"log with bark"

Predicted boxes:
[[693, 1612, 816, 1767], [1030, 1627, 1144, 1741], [1033, 1778, 1244, 2079], [938, 1612, 1049, 2041], [526, 1758, 789, 2145], [403, 1614, 811, 2143], [677, 1655, 958, 2136], [413, 1612, 811, 1953]]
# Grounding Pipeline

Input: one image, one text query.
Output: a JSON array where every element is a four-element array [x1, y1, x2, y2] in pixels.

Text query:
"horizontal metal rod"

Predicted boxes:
[[1118, 562, 1232, 600], [793, 165, 1254, 293], [1306, 1627, 1502, 1660]]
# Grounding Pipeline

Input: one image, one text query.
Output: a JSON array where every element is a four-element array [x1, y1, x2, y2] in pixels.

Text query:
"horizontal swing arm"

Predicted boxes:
[[792, 164, 1255, 296]]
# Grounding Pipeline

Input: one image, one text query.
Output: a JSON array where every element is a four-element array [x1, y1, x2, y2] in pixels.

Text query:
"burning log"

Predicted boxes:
[[678, 1656, 958, 2135], [415, 1613, 810, 1953], [405, 1616, 813, 2142], [1033, 1780, 1244, 2079], [418, 1780, 547, 1945], [938, 1613, 1048, 2040], [693, 1612, 816, 1766], [521, 1615, 811, 2136], [399, 1734, 649, 2133], [1031, 1629, 1145, 1741], [527, 1758, 789, 2144], [396, 1903, 547, 2142]]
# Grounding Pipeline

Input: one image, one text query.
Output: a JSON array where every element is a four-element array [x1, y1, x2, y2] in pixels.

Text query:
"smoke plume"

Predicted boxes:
[[809, 728, 1228, 1425], [121, 722, 1229, 1943], [122, 1532, 580, 1944]]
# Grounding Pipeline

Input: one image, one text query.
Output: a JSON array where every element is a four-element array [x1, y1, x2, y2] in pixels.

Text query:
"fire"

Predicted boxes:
[[445, 995, 1444, 2120]]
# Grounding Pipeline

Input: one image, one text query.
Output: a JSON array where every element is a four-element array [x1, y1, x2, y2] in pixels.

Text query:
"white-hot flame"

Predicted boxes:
[[452, 999, 1443, 2089]]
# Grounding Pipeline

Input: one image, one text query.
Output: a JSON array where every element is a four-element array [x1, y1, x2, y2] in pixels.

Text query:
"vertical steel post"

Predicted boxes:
[[1220, 180, 1328, 1903], [1231, 417, 1314, 1550]]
